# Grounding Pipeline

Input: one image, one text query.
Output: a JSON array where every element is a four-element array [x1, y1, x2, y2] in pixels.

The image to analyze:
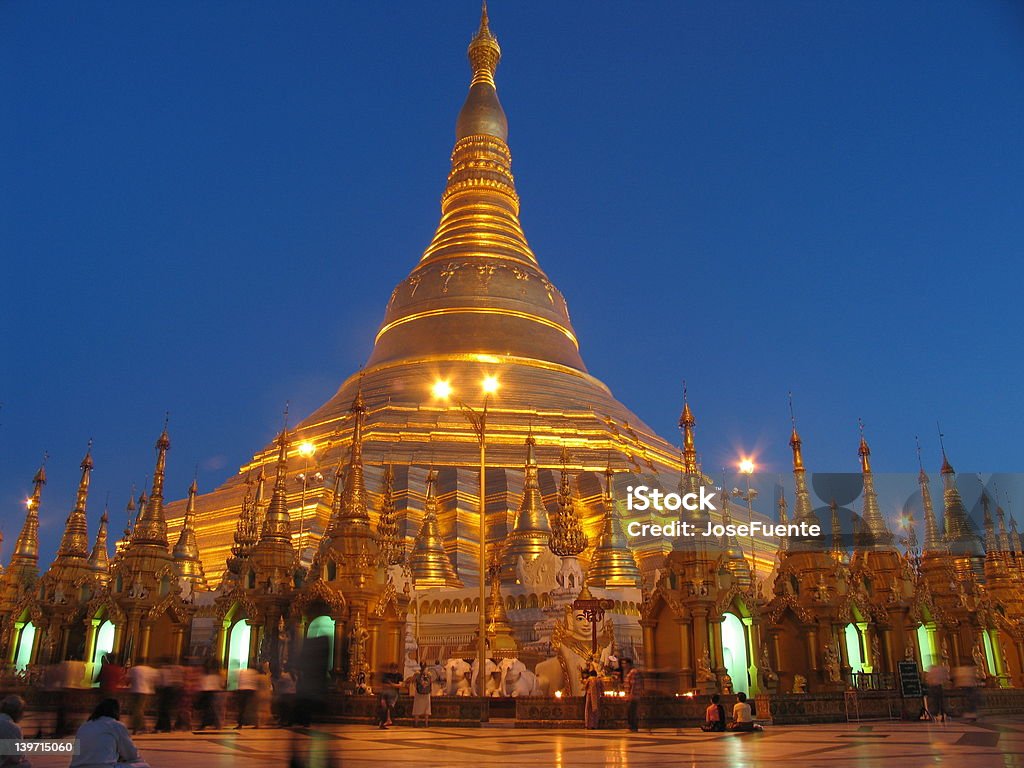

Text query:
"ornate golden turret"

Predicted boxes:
[[788, 404, 823, 550], [550, 449, 587, 558], [982, 493, 1008, 580], [133, 425, 170, 546], [376, 464, 403, 566], [857, 422, 893, 548], [1010, 514, 1024, 577], [247, 430, 297, 593], [679, 386, 699, 485], [54, 444, 94, 562], [0, 462, 46, 610], [674, 390, 710, 553], [114, 489, 135, 557], [11, 462, 45, 569], [410, 470, 462, 588], [500, 434, 552, 579], [486, 555, 517, 655], [88, 507, 111, 583], [335, 390, 372, 528], [937, 437, 984, 579], [996, 503, 1012, 562], [917, 439, 943, 554], [172, 478, 208, 590], [776, 490, 790, 554], [226, 473, 260, 576], [717, 486, 751, 589], [586, 466, 641, 588], [830, 500, 848, 566]]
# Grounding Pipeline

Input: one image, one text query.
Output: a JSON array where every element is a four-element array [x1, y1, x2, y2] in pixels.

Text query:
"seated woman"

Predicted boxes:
[[727, 692, 761, 731], [70, 699, 148, 768], [700, 693, 726, 732]]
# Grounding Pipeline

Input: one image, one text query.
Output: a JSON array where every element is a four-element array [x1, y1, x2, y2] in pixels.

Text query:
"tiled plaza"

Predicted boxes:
[[23, 717, 1024, 768]]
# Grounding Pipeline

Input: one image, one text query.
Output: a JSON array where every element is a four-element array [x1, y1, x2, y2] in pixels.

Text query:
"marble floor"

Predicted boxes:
[[25, 717, 1024, 768]]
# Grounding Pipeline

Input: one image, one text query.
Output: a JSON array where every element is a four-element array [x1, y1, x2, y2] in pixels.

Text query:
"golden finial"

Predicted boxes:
[[938, 421, 953, 475], [857, 418, 871, 474], [468, 0, 501, 86], [788, 393, 804, 472], [134, 422, 171, 547]]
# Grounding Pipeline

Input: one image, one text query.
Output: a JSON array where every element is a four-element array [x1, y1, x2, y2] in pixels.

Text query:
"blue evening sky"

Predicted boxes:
[[2, 2, 1023, 559]]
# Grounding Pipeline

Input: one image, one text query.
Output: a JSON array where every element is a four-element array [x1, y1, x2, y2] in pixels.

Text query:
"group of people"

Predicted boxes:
[[581, 658, 644, 731], [922, 662, 985, 722], [700, 692, 762, 732]]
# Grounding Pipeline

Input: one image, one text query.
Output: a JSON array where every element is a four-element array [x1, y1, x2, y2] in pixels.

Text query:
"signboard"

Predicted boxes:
[[898, 660, 922, 698]]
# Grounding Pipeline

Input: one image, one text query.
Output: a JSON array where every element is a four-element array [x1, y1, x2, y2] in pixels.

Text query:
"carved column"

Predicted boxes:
[[710, 616, 726, 675], [139, 622, 152, 664], [691, 606, 709, 670], [333, 620, 345, 676], [744, 616, 760, 695]]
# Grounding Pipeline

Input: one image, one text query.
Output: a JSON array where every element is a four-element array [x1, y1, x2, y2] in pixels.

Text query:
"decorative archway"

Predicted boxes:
[[721, 612, 749, 695]]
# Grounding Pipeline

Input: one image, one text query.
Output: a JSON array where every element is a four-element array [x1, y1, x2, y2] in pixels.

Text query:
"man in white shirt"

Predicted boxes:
[[235, 664, 260, 729], [128, 663, 157, 734]]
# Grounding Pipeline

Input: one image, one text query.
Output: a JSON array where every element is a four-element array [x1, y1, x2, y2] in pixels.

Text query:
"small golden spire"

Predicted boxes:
[[916, 437, 943, 554], [468, 0, 501, 87], [788, 392, 804, 472], [679, 382, 698, 477], [550, 447, 587, 558], [132, 423, 171, 547], [173, 476, 209, 588], [377, 463, 403, 566], [56, 442, 94, 560], [857, 420, 892, 547], [587, 464, 641, 588], [455, 1, 507, 140], [776, 489, 789, 554], [12, 459, 45, 563], [501, 434, 553, 577], [830, 500, 848, 564], [258, 429, 294, 544], [410, 470, 462, 587], [88, 506, 111, 578]]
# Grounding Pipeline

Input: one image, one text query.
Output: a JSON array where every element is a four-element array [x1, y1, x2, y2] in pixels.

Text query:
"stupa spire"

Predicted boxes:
[[857, 420, 893, 547], [776, 489, 790, 554], [831, 500, 848, 565], [377, 464, 403, 566], [996, 502, 1012, 559], [917, 437, 943, 554], [679, 383, 698, 479], [410, 470, 462, 588], [982, 491, 1008, 579], [88, 507, 110, 579], [173, 477, 208, 588], [260, 429, 294, 543], [550, 448, 587, 558], [936, 428, 984, 578], [788, 398, 822, 549], [115, 487, 136, 557], [56, 442, 94, 560], [501, 434, 552, 578], [12, 460, 45, 565], [133, 422, 170, 546], [335, 390, 371, 527], [718, 481, 751, 588], [587, 465, 641, 587]]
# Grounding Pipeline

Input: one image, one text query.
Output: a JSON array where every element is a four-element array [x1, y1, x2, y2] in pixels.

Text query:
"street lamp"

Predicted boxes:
[[432, 375, 498, 698], [295, 441, 319, 562], [734, 458, 758, 589]]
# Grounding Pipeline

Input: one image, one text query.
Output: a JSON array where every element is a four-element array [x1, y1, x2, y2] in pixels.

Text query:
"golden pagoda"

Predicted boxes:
[[586, 466, 641, 588], [166, 3, 680, 588], [500, 435, 553, 581], [410, 470, 462, 588], [0, 462, 46, 659], [172, 478, 208, 591]]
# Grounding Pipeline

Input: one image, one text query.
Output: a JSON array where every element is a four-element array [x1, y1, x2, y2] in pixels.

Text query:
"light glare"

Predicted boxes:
[[432, 379, 453, 400]]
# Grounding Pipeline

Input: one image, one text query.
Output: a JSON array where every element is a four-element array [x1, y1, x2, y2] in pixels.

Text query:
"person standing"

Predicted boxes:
[[411, 663, 432, 728], [926, 663, 949, 723], [377, 663, 401, 729], [98, 655, 124, 698], [235, 664, 259, 729], [583, 670, 604, 729], [622, 658, 643, 732], [197, 662, 225, 730], [128, 661, 156, 734], [0, 695, 31, 768]]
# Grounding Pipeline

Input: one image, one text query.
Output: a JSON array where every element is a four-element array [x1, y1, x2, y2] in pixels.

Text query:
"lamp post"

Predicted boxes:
[[432, 375, 499, 698], [734, 458, 758, 589], [295, 441, 318, 563]]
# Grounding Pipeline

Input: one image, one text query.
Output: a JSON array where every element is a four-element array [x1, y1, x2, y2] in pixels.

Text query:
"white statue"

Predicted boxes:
[[535, 605, 613, 697], [498, 658, 539, 697], [443, 658, 472, 696]]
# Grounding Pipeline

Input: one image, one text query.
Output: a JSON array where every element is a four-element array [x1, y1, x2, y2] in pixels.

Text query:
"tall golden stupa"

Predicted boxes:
[[167, 4, 684, 587]]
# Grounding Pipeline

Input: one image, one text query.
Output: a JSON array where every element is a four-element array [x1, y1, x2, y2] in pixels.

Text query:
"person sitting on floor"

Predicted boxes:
[[70, 698, 148, 768], [700, 693, 726, 732], [727, 692, 762, 731]]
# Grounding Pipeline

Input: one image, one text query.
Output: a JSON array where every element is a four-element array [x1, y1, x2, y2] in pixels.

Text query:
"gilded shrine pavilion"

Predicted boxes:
[[3, 6, 1024, 723]]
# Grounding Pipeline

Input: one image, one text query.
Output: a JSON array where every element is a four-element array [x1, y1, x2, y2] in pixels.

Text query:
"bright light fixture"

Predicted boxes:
[[739, 458, 755, 474], [432, 379, 453, 400], [297, 441, 316, 458], [481, 376, 499, 394]]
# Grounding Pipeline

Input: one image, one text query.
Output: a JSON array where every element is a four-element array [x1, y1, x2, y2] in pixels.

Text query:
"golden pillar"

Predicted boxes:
[[640, 622, 655, 668], [805, 626, 819, 675], [710, 616, 725, 673], [692, 607, 709, 670], [368, 624, 380, 672], [139, 622, 152, 663], [678, 618, 693, 688], [744, 617, 760, 695]]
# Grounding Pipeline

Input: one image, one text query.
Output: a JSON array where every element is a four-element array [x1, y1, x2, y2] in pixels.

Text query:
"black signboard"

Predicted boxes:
[[898, 660, 922, 698]]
